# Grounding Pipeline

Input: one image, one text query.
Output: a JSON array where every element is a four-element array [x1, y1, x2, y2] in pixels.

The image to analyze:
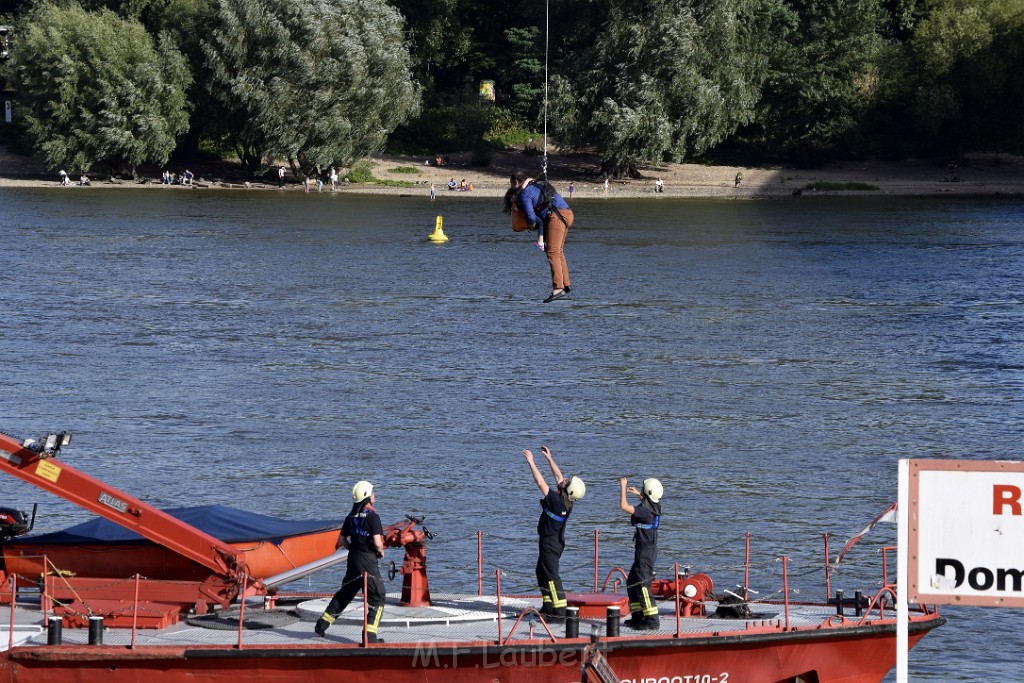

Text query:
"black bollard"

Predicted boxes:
[[88, 615, 104, 645], [606, 606, 620, 637], [565, 607, 579, 639], [47, 616, 62, 645], [854, 590, 863, 617], [835, 590, 844, 617]]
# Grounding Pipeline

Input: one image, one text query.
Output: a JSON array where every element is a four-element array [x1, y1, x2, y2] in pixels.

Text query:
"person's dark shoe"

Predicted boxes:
[[363, 632, 384, 644], [543, 290, 567, 303], [638, 616, 660, 631], [563, 286, 571, 294], [624, 612, 644, 628], [314, 618, 330, 637]]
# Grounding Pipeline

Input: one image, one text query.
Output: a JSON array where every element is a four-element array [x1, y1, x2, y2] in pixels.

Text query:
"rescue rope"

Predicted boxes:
[[541, 0, 550, 179]]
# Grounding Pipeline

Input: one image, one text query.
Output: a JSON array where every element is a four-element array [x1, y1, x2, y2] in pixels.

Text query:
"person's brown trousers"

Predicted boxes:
[[545, 208, 574, 290]]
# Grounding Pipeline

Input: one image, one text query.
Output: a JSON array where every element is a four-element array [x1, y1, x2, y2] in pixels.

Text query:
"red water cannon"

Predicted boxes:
[[650, 572, 714, 616], [383, 514, 436, 607]]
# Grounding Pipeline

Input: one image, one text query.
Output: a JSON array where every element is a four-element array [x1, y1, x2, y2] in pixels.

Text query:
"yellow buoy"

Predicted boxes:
[[429, 215, 448, 242]]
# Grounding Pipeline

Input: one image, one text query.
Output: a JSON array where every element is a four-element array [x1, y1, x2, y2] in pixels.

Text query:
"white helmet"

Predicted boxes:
[[352, 480, 374, 502], [642, 478, 664, 503], [565, 475, 586, 501]]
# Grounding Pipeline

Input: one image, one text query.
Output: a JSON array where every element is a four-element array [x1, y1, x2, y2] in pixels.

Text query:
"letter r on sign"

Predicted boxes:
[[993, 485, 1022, 516]]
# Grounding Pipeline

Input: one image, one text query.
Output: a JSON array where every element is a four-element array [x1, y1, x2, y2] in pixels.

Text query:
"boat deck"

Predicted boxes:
[[2, 590, 896, 650]]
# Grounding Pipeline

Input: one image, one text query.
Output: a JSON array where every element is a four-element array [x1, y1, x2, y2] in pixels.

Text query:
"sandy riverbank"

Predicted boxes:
[[3, 145, 1024, 198]]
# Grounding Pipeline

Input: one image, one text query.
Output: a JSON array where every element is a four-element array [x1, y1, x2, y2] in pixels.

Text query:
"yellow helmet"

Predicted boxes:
[[352, 480, 374, 502], [565, 475, 586, 501], [642, 478, 664, 503]]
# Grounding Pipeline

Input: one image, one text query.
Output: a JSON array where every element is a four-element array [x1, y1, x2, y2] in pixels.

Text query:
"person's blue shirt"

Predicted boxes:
[[518, 182, 569, 238]]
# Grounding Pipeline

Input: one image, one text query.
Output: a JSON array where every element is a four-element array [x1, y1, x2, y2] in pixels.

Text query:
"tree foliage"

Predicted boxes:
[[10, 3, 190, 173], [4, 0, 1024, 170], [202, 0, 420, 173], [750, 0, 884, 160], [905, 0, 1024, 152], [550, 0, 771, 177]]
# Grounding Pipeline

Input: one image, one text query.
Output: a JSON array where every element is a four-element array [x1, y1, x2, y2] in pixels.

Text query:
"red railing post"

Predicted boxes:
[[236, 574, 247, 649], [593, 529, 600, 592], [824, 533, 831, 599], [362, 572, 369, 647], [477, 531, 483, 596], [131, 573, 140, 649], [7, 574, 14, 652], [495, 569, 502, 645], [674, 562, 681, 638], [782, 556, 790, 630], [42, 554, 49, 621], [744, 533, 750, 600]]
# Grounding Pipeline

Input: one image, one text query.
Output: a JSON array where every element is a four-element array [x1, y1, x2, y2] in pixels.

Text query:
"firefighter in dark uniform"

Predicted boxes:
[[523, 446, 586, 618], [315, 480, 386, 643], [620, 476, 663, 630]]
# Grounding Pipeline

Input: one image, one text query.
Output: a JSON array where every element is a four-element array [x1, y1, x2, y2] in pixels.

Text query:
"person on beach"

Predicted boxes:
[[315, 480, 386, 643], [619, 477, 663, 630], [523, 446, 585, 619], [505, 169, 575, 303]]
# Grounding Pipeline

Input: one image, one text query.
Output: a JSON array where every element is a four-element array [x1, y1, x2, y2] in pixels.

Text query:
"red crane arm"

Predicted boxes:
[[0, 432, 246, 582]]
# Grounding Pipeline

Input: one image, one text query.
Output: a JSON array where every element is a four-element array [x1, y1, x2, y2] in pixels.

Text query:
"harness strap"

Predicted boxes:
[[633, 515, 660, 530], [544, 509, 566, 523]]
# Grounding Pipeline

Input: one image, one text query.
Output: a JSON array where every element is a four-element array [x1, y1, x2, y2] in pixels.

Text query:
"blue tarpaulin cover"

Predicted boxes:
[[7, 505, 343, 545]]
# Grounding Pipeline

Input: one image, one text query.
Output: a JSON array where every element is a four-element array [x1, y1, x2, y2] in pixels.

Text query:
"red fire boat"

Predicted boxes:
[[1, 430, 944, 683]]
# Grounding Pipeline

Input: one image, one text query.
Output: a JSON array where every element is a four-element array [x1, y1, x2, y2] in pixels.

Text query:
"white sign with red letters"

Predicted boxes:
[[907, 459, 1024, 607]]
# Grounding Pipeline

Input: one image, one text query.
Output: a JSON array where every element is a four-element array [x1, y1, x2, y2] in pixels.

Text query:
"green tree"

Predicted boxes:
[[143, 0, 219, 158], [751, 0, 884, 161], [550, 0, 772, 177], [386, 0, 472, 95], [501, 26, 544, 121], [10, 3, 190, 174], [905, 0, 1024, 153], [202, 0, 421, 173]]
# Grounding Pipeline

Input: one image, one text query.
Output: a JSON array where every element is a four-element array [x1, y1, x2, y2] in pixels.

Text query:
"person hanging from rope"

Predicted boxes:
[[315, 480, 386, 643], [503, 169, 575, 303], [523, 446, 586, 619], [619, 476, 663, 630]]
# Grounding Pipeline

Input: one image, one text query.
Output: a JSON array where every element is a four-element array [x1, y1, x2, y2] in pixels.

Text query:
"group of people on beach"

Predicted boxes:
[[57, 169, 89, 186], [314, 447, 664, 642], [161, 169, 193, 185], [301, 166, 341, 192], [447, 177, 473, 191]]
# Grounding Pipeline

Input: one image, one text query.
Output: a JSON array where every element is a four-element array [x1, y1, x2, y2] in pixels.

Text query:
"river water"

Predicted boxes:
[[2, 188, 1023, 680]]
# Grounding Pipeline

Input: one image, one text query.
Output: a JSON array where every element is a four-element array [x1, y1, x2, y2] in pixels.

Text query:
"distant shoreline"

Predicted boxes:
[[3, 147, 1024, 199]]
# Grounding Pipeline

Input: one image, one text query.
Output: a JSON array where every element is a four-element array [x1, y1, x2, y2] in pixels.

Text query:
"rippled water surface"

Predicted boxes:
[[3, 188, 1024, 680]]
